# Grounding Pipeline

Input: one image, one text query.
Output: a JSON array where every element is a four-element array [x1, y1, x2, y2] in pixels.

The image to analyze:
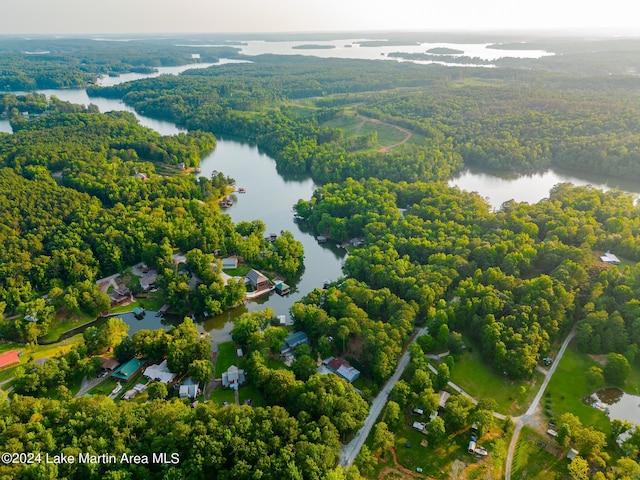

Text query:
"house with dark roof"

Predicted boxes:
[[246, 269, 270, 291], [280, 331, 309, 354]]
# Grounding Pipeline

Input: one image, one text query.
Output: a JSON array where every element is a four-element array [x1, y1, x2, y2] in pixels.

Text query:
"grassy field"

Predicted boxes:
[[368, 410, 507, 479], [215, 341, 239, 378], [40, 312, 95, 343], [449, 347, 543, 416], [359, 121, 408, 146], [544, 345, 610, 433], [511, 426, 568, 479], [0, 334, 84, 384]]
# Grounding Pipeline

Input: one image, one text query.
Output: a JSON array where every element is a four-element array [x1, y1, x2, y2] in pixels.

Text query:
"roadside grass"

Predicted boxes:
[[88, 377, 120, 397], [0, 334, 83, 385], [511, 426, 568, 480], [544, 345, 610, 433], [353, 376, 380, 400], [215, 341, 238, 378], [449, 346, 542, 416]]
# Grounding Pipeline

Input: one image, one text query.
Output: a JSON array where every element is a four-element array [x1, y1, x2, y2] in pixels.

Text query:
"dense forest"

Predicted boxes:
[[0, 36, 239, 89], [0, 95, 303, 341], [3, 35, 640, 478], [89, 54, 640, 182]]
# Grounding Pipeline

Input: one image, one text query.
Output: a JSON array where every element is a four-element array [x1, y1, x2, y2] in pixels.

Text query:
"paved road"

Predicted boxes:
[[504, 328, 576, 479], [339, 327, 427, 467]]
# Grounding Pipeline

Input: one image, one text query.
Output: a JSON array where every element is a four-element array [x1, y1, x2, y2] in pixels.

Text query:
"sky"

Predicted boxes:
[[1, 0, 638, 35]]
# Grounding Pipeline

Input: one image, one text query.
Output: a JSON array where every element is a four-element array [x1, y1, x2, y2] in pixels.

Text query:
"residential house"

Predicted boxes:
[[0, 351, 20, 369], [246, 269, 270, 291], [143, 359, 176, 384], [324, 357, 360, 383], [280, 331, 309, 354], [222, 365, 246, 390]]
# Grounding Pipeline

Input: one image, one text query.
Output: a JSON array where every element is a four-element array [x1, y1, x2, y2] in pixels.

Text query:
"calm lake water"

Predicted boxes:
[[178, 39, 552, 65], [196, 138, 346, 342], [449, 165, 640, 210]]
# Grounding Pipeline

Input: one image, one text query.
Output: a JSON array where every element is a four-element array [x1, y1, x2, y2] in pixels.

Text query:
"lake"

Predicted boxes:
[[449, 165, 640, 210], [178, 38, 552, 66], [196, 137, 346, 342]]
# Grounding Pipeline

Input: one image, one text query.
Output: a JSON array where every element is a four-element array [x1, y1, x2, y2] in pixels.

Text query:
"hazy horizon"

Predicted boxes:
[[2, 0, 639, 36]]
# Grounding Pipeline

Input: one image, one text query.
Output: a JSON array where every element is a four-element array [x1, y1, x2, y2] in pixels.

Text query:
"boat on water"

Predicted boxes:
[[133, 307, 145, 317], [237, 187, 246, 193], [194, 167, 202, 173]]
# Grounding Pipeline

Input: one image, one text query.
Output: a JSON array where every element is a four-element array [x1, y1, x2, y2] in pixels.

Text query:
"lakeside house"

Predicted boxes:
[[99, 356, 120, 372], [246, 269, 270, 292], [179, 378, 200, 399], [143, 359, 176, 384]]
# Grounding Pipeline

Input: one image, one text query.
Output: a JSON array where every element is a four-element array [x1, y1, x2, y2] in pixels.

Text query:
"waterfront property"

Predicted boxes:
[[143, 359, 176, 384], [275, 281, 290, 296], [246, 269, 270, 291], [179, 378, 200, 399], [111, 358, 147, 382]]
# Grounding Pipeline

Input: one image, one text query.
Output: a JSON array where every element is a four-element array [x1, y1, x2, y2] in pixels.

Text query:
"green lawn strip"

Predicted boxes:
[[511, 426, 569, 480], [222, 265, 251, 277], [136, 292, 167, 311], [0, 335, 84, 385], [449, 347, 542, 416], [322, 115, 361, 136], [41, 312, 95, 343], [544, 345, 610, 433], [215, 341, 239, 378]]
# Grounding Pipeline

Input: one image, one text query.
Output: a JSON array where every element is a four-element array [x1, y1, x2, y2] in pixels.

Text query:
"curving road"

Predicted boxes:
[[504, 327, 576, 479]]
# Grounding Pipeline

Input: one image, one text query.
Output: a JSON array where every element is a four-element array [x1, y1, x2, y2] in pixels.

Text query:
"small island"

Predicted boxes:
[[426, 47, 464, 55]]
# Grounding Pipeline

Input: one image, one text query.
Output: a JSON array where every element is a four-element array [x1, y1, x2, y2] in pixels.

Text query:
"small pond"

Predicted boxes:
[[587, 387, 640, 424]]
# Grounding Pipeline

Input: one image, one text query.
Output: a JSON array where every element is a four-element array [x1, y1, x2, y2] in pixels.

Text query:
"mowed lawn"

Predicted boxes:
[[544, 345, 610, 433], [511, 426, 569, 480], [449, 347, 543, 416], [215, 341, 240, 378]]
